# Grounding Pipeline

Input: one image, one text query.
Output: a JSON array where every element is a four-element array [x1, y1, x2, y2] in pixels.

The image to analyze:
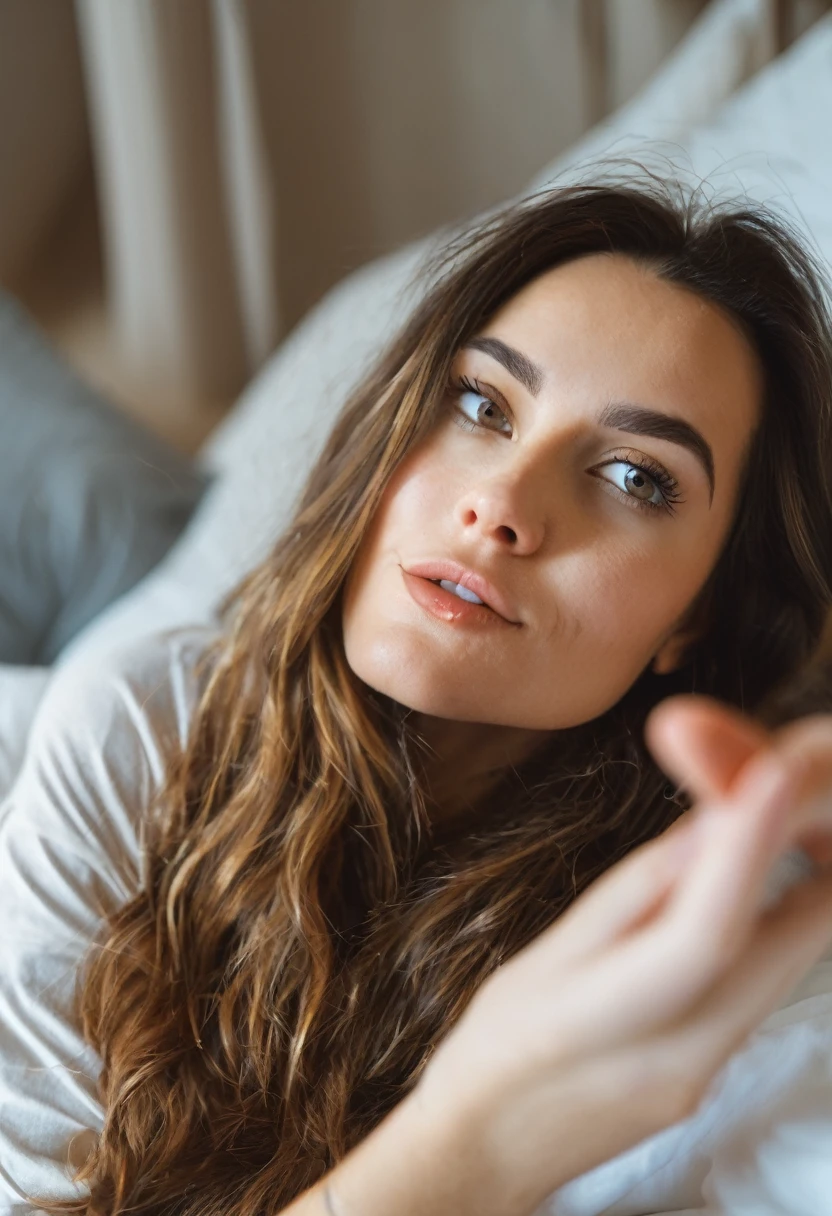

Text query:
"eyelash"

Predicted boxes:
[[448, 375, 684, 516]]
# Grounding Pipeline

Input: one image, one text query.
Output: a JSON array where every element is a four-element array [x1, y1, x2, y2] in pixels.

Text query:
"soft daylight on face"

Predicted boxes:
[[342, 252, 763, 732]]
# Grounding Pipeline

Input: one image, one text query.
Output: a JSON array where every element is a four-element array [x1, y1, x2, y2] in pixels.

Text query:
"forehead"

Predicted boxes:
[[483, 253, 763, 489]]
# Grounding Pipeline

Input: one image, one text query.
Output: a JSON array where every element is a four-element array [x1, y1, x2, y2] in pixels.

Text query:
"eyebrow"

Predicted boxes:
[[463, 335, 716, 502], [466, 336, 544, 396]]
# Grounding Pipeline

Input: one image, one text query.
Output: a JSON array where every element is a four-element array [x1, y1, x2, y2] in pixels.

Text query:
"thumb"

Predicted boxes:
[[645, 695, 772, 806]]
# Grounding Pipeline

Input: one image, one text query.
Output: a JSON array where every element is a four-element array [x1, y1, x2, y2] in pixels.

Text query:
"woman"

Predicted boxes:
[[5, 180, 832, 1216]]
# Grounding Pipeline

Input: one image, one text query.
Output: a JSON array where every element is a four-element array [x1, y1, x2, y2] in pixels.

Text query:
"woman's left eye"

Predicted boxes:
[[594, 459, 681, 512], [452, 378, 513, 436]]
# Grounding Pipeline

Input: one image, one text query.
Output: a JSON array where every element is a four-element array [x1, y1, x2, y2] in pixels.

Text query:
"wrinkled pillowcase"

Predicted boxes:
[[0, 291, 208, 664]]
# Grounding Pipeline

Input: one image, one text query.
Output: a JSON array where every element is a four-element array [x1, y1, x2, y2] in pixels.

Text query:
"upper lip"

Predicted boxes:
[[403, 559, 522, 624]]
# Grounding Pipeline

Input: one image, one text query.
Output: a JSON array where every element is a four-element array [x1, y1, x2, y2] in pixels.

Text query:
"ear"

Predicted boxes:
[[652, 628, 701, 675], [651, 581, 715, 676]]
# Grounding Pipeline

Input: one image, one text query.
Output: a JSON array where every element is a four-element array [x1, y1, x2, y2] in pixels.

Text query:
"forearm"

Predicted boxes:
[[276, 1081, 545, 1216]]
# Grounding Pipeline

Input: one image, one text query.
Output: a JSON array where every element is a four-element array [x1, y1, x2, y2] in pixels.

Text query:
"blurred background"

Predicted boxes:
[[5, 0, 818, 453], [4, 0, 832, 779]]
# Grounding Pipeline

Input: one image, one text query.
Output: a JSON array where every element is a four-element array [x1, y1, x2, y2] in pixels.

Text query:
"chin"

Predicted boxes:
[[344, 646, 470, 722], [349, 652, 476, 719], [342, 621, 640, 730]]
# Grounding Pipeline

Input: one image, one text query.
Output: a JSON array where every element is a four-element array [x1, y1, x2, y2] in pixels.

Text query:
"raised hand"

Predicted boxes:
[[413, 696, 832, 1210], [647, 693, 832, 868]]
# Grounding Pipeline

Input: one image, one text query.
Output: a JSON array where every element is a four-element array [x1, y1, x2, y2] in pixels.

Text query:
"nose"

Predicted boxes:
[[455, 471, 546, 555]]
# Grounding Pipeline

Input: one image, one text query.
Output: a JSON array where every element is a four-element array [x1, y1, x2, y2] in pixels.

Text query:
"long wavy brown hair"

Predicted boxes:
[[48, 181, 832, 1215]]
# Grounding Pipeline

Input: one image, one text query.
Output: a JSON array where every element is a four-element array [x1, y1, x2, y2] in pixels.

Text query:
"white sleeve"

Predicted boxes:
[[0, 629, 211, 1215], [0, 666, 51, 803]]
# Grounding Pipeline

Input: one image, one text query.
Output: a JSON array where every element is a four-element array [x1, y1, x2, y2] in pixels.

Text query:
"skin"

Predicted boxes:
[[341, 252, 763, 815]]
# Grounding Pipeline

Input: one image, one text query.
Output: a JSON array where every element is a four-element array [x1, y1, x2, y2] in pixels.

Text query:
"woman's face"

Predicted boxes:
[[342, 253, 762, 731]]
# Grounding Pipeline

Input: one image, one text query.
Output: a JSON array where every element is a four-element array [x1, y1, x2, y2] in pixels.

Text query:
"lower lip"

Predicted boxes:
[[401, 569, 516, 628]]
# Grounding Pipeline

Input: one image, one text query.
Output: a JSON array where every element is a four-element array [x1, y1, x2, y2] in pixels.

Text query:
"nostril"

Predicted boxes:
[[499, 525, 518, 544]]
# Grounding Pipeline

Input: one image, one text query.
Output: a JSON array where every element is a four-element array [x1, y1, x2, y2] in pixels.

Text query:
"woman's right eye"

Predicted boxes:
[[453, 378, 513, 436]]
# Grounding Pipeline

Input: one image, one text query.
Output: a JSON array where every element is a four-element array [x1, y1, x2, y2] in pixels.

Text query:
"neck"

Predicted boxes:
[[408, 712, 554, 821]]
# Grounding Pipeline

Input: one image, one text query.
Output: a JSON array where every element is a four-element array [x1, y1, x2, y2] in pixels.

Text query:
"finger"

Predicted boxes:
[[537, 758, 823, 1058], [578, 756, 800, 1037], [644, 703, 832, 917], [551, 712, 832, 969], [756, 714, 832, 865], [611, 872, 832, 1126], [663, 754, 799, 964], [645, 694, 771, 805], [666, 866, 832, 1087], [533, 811, 701, 970], [552, 724, 832, 1060], [770, 714, 832, 816]]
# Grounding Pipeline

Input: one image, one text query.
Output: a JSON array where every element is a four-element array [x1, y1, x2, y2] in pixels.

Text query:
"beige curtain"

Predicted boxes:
[[48, 0, 812, 421], [74, 0, 278, 402], [0, 0, 88, 287], [72, 0, 709, 411], [6, 0, 827, 428]]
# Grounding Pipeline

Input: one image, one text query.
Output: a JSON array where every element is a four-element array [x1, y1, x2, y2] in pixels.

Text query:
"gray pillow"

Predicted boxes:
[[0, 291, 208, 664]]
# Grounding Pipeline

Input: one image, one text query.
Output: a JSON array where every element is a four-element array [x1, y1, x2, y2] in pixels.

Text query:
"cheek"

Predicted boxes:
[[361, 442, 455, 553], [551, 529, 718, 669], [342, 448, 451, 642], [391, 438, 456, 510]]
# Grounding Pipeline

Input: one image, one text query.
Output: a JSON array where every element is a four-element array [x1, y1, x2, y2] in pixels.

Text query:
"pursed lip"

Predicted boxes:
[[402, 559, 522, 624]]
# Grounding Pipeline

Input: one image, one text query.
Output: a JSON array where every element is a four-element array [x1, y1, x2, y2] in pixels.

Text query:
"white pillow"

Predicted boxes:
[[0, 665, 50, 797], [529, 0, 777, 193], [55, 0, 779, 674]]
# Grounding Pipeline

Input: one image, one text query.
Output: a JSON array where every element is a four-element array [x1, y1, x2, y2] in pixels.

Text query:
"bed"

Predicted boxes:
[[3, 2, 832, 1211]]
